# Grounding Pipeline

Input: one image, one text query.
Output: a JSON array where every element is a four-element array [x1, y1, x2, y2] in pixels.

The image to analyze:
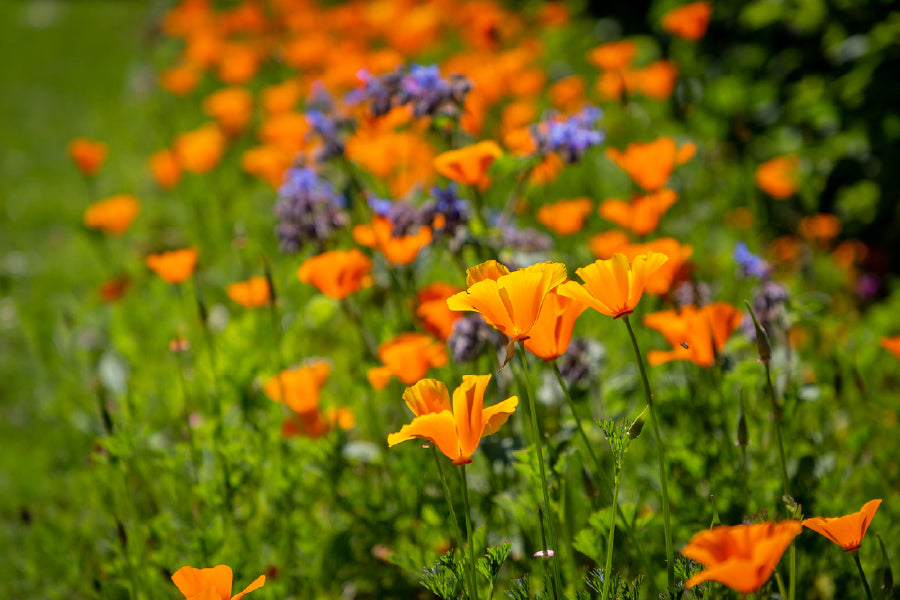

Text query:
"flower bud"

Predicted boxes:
[[628, 405, 649, 439], [744, 300, 771, 361]]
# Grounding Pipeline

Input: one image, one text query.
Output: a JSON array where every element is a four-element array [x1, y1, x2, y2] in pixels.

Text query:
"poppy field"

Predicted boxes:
[[4, 0, 900, 598]]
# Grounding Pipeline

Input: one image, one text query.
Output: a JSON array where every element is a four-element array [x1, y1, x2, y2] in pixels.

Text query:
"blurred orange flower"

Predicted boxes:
[[587, 40, 637, 71], [434, 140, 503, 190], [803, 499, 882, 551], [203, 87, 253, 135], [681, 521, 803, 593], [598, 189, 678, 235], [630, 60, 679, 100], [557, 252, 669, 319], [149, 149, 182, 189], [606, 137, 696, 191], [387, 375, 518, 465], [83, 194, 140, 236], [880, 337, 900, 360], [643, 302, 742, 367], [160, 63, 201, 96], [258, 112, 311, 153], [367, 333, 448, 389], [447, 260, 567, 342], [297, 249, 373, 300], [661, 2, 712, 41], [216, 42, 260, 84], [174, 124, 226, 174], [264, 360, 331, 414], [241, 145, 293, 188], [68, 138, 107, 177], [146, 247, 198, 284], [417, 282, 464, 341], [262, 79, 303, 115], [536, 198, 593, 235], [227, 276, 271, 308], [172, 564, 265, 600], [756, 156, 798, 199], [99, 276, 131, 303], [352, 216, 433, 265], [798, 213, 842, 244], [549, 75, 585, 111], [524, 291, 587, 360]]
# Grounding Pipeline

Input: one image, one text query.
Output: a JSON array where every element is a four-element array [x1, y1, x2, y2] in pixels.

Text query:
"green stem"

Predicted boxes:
[[623, 316, 675, 593], [518, 343, 563, 600], [763, 361, 790, 496], [432, 447, 466, 557], [460, 464, 480, 600], [852, 550, 874, 600], [602, 470, 622, 600]]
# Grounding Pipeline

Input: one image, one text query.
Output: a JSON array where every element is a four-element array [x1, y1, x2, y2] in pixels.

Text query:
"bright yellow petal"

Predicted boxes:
[[388, 411, 460, 462], [466, 260, 510, 286], [452, 375, 491, 459], [556, 280, 616, 316], [402, 378, 452, 416], [481, 396, 518, 436]]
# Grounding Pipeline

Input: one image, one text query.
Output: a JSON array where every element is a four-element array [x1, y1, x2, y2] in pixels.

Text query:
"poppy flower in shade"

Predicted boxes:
[[587, 40, 637, 71], [447, 260, 568, 342], [149, 149, 182, 189], [367, 333, 448, 390], [433, 140, 503, 191], [598, 189, 678, 236], [803, 499, 882, 551], [556, 252, 669, 319], [606, 137, 696, 191], [661, 2, 712, 41], [202, 87, 253, 135], [524, 292, 588, 360], [173, 124, 226, 174], [227, 276, 271, 308], [756, 156, 799, 199], [146, 247, 198, 284], [282, 406, 355, 439], [798, 213, 842, 244], [681, 521, 803, 593], [416, 282, 464, 341], [297, 249, 373, 300], [880, 337, 900, 360], [83, 194, 140, 236], [99, 276, 131, 303], [352, 216, 433, 265], [536, 198, 593, 235], [68, 138, 107, 177], [387, 375, 518, 465], [264, 360, 331, 415], [171, 564, 265, 600], [643, 302, 742, 367]]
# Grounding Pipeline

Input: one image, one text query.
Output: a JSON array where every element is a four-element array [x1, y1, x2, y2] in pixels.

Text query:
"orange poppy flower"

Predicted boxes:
[[631, 60, 679, 100], [538, 2, 569, 27], [83, 194, 140, 236], [352, 216, 433, 266], [523, 291, 587, 360], [146, 247, 198, 284], [227, 276, 270, 308], [202, 87, 253, 135], [173, 124, 226, 174], [549, 75, 585, 111], [297, 249, 373, 300], [160, 63, 201, 96], [756, 156, 799, 199], [258, 112, 312, 154], [643, 302, 742, 367], [262, 79, 303, 115], [681, 521, 803, 593], [149, 149, 182, 189], [281, 408, 331, 439], [416, 282, 464, 341], [798, 213, 841, 244], [557, 252, 669, 319], [447, 260, 568, 342], [215, 43, 260, 85], [387, 375, 518, 465], [661, 2, 712, 41], [367, 333, 448, 389], [172, 564, 265, 600], [598, 189, 678, 235], [433, 140, 503, 191], [536, 198, 593, 235], [501, 99, 537, 133], [241, 145, 293, 188], [264, 360, 331, 414], [588, 234, 691, 295], [587, 40, 637, 71], [606, 137, 696, 191], [880, 337, 900, 360], [529, 152, 564, 185], [68, 138, 107, 177], [803, 499, 882, 551]]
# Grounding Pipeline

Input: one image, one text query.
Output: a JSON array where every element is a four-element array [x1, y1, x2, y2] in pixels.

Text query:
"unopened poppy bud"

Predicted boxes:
[[628, 405, 649, 439], [744, 301, 771, 361]]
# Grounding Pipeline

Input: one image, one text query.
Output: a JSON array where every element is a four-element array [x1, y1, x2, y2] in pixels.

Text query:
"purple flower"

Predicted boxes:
[[531, 106, 605, 163], [346, 64, 472, 118], [274, 166, 348, 253], [734, 242, 771, 279]]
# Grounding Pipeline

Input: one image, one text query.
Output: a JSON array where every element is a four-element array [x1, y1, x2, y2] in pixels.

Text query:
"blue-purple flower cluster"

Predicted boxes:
[[275, 166, 348, 253], [531, 106, 605, 163], [347, 64, 472, 118], [734, 242, 772, 279]]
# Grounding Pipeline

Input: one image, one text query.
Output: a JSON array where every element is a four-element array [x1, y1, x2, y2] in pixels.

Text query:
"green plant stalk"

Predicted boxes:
[[460, 464, 480, 600], [518, 342, 564, 600], [852, 549, 875, 600], [763, 361, 790, 496], [602, 469, 622, 600], [432, 447, 467, 560], [623, 316, 675, 592]]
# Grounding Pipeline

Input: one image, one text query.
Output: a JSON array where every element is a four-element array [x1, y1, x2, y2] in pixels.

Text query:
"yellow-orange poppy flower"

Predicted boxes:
[[416, 282, 464, 341], [880, 337, 900, 360], [598, 189, 678, 235], [297, 249, 373, 300], [159, 63, 201, 96], [83, 194, 140, 236], [536, 198, 593, 235], [798, 213, 841, 244], [146, 247, 198, 284], [523, 291, 587, 360], [588, 233, 693, 295], [549, 75, 586, 111], [172, 564, 265, 600], [661, 2, 712, 41], [258, 112, 311, 153], [606, 137, 696, 191], [262, 79, 303, 115], [173, 124, 226, 174], [587, 40, 637, 71], [756, 156, 799, 199], [149, 149, 182, 189], [433, 140, 503, 191], [803, 499, 882, 552], [215, 42, 260, 85], [241, 145, 293, 188], [681, 521, 803, 593], [644, 302, 742, 367], [387, 375, 518, 465], [352, 216, 433, 266], [367, 333, 448, 389], [68, 138, 107, 177], [447, 260, 568, 342], [264, 360, 331, 415], [557, 253, 669, 319], [227, 276, 270, 308], [630, 60, 679, 100], [202, 87, 253, 135]]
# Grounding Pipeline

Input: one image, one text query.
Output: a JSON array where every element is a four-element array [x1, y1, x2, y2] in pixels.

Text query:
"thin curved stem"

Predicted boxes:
[[460, 464, 479, 600], [852, 549, 874, 600]]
